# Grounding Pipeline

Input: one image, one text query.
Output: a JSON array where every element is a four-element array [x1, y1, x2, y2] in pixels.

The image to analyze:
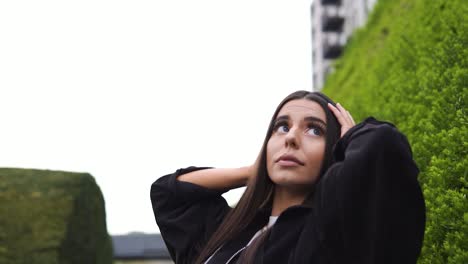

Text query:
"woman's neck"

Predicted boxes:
[[271, 186, 307, 216]]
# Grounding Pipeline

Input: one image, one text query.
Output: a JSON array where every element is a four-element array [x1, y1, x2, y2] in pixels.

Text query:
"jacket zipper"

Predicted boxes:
[[204, 245, 246, 264], [225, 246, 246, 264]]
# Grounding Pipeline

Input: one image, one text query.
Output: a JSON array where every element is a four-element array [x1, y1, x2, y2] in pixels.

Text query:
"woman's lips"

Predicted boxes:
[[276, 154, 304, 166]]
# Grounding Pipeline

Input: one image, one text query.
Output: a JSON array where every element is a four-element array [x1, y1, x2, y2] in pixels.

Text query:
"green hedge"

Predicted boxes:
[[322, 0, 467, 263], [0, 168, 113, 264]]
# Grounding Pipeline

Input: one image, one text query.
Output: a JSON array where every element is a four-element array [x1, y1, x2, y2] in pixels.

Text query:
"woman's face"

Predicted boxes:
[[266, 99, 326, 193]]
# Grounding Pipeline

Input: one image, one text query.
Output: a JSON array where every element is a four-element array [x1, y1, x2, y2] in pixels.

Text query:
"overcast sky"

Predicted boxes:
[[0, 0, 314, 235]]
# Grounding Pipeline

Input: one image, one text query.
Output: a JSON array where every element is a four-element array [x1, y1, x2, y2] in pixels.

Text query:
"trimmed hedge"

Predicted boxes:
[[0, 168, 113, 264], [322, 0, 467, 263]]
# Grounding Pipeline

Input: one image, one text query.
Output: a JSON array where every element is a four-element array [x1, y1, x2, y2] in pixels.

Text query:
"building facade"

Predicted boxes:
[[311, 0, 378, 90], [112, 233, 173, 264]]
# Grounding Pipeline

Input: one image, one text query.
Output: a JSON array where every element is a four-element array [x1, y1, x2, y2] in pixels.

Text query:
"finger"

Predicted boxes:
[[336, 103, 353, 126], [339, 105, 355, 127], [347, 110, 356, 125], [328, 103, 354, 138], [328, 103, 347, 126]]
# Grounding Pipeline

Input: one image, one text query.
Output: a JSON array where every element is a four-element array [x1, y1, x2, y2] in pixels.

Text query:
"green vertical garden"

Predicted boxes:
[[322, 0, 467, 263]]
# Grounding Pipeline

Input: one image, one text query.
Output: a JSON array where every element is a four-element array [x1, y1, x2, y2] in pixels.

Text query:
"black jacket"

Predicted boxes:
[[150, 117, 426, 264]]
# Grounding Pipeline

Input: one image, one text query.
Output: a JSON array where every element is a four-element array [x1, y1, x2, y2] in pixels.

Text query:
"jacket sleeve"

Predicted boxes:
[[150, 166, 231, 264], [314, 117, 426, 264]]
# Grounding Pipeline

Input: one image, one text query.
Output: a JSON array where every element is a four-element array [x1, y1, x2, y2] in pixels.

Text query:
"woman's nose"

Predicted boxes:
[[284, 128, 299, 148]]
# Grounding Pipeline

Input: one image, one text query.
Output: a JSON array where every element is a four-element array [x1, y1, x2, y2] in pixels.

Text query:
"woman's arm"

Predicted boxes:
[[177, 147, 261, 190], [151, 150, 260, 262], [151, 167, 233, 263], [314, 118, 426, 264], [177, 166, 252, 190]]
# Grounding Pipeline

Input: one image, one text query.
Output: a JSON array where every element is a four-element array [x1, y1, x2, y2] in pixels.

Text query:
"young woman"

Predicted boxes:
[[150, 91, 426, 264]]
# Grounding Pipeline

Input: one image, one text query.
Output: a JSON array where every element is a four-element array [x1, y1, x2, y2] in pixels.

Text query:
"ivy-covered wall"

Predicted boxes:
[[0, 168, 113, 264], [322, 0, 467, 263]]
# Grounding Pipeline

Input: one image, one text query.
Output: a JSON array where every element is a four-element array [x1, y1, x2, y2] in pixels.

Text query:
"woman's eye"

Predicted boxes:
[[276, 125, 289, 133], [307, 127, 322, 136]]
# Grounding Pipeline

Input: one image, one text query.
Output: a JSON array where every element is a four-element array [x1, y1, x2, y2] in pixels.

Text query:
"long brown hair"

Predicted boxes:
[[195, 91, 341, 263]]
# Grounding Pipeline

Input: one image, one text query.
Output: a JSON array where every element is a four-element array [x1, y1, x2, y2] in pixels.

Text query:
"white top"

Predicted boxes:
[[246, 216, 278, 246]]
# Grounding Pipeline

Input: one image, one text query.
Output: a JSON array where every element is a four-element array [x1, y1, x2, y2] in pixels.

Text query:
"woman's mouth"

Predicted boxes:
[[276, 154, 304, 167]]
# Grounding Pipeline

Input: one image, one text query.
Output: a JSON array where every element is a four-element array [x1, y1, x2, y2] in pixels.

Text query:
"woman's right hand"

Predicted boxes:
[[245, 147, 263, 184]]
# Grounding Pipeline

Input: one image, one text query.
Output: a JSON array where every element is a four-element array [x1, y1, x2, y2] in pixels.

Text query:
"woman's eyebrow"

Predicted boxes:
[[275, 115, 289, 122], [304, 116, 326, 127]]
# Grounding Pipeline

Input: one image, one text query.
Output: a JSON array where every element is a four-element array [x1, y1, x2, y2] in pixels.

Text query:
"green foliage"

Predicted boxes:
[[322, 0, 467, 263], [0, 168, 113, 264]]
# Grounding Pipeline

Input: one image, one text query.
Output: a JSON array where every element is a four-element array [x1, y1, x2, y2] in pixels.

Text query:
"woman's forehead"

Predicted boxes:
[[277, 99, 326, 119]]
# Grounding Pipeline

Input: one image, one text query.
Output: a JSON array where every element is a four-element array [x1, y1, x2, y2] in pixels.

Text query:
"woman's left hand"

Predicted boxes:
[[328, 102, 356, 138]]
